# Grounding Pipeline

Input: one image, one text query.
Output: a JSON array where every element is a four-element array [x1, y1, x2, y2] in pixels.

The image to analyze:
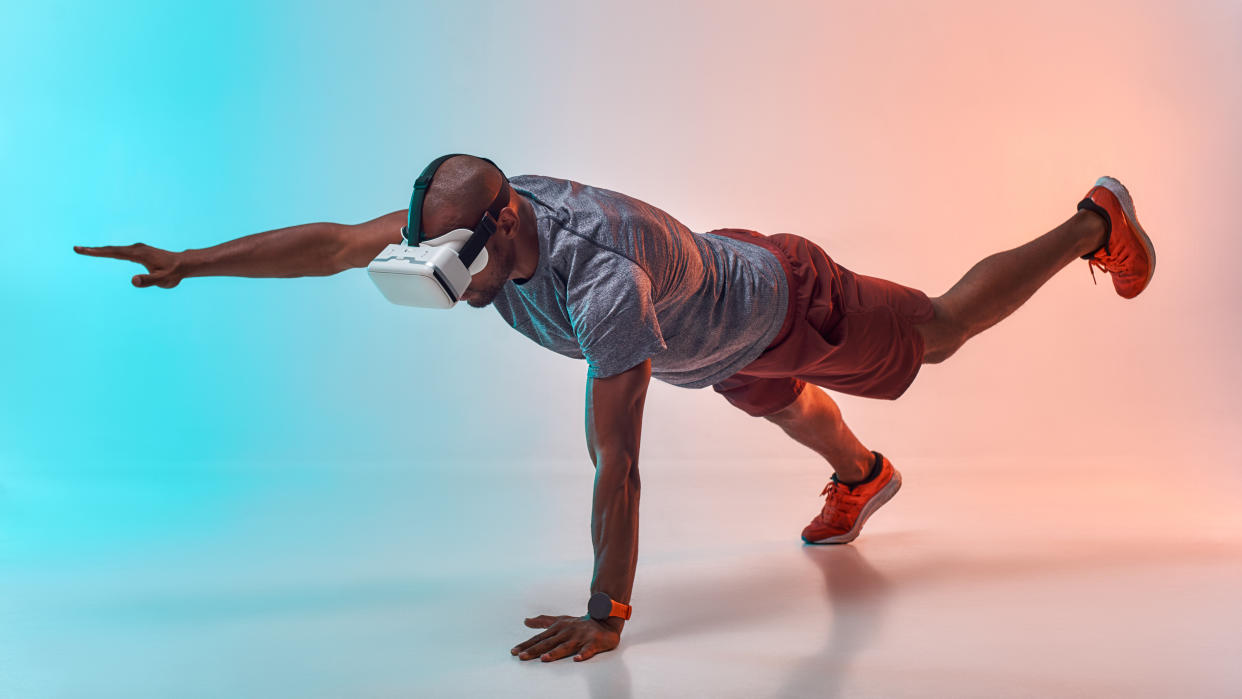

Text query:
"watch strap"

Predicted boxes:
[[588, 591, 632, 621]]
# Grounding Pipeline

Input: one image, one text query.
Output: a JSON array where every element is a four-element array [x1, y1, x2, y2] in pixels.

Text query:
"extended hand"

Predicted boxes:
[[511, 614, 620, 663], [74, 243, 184, 289]]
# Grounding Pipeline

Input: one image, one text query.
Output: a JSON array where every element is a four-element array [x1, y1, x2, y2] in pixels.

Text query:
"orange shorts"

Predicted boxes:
[[707, 228, 936, 417]]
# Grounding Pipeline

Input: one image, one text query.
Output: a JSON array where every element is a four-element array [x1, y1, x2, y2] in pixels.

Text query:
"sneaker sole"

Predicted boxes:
[[1094, 175, 1157, 292], [802, 469, 903, 545]]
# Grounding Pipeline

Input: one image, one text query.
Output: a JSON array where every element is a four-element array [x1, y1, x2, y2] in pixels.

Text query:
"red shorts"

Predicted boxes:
[[707, 228, 936, 417]]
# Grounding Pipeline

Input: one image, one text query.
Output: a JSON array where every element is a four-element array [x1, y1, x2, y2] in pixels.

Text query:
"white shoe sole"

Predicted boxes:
[[803, 469, 903, 545]]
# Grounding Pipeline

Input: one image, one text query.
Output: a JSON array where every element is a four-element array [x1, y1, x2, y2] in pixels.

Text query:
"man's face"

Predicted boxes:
[[426, 199, 520, 309], [460, 221, 517, 308]]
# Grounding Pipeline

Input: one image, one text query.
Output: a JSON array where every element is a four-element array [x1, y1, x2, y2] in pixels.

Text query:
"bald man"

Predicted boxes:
[[74, 155, 1157, 663]]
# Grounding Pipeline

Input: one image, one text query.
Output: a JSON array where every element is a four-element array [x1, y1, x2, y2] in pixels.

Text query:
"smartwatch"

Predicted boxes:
[[588, 592, 632, 622]]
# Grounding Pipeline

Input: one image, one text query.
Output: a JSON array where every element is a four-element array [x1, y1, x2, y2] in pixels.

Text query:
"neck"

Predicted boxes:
[[511, 193, 539, 281]]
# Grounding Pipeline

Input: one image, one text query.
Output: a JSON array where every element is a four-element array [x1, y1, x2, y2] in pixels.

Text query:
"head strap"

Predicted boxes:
[[456, 179, 511, 268], [403, 153, 510, 247]]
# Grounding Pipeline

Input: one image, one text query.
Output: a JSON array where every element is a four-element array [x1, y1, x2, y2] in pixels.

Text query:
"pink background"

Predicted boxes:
[[495, 1, 1242, 482]]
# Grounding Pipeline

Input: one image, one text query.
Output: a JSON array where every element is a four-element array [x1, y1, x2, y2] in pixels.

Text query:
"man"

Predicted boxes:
[[74, 154, 1156, 663]]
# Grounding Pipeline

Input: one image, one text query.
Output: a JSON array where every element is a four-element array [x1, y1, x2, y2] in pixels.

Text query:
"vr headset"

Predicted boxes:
[[367, 153, 512, 308]]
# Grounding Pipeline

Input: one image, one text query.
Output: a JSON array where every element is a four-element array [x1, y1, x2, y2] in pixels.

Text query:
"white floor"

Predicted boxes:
[[4, 453, 1241, 698]]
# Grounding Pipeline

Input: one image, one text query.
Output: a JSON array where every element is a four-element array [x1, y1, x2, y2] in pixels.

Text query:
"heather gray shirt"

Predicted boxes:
[[492, 174, 788, 388]]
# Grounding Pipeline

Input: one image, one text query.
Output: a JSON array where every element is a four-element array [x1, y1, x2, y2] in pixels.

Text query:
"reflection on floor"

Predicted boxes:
[[3, 454, 1240, 698]]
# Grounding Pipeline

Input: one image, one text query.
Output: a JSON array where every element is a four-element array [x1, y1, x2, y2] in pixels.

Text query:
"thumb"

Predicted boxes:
[[524, 615, 555, 628], [132, 274, 152, 287]]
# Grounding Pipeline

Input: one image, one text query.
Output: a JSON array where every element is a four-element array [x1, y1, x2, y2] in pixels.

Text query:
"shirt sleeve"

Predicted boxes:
[[565, 251, 667, 378]]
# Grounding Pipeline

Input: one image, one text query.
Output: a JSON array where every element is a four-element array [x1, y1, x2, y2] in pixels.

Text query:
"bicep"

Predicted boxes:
[[336, 209, 408, 270], [585, 359, 652, 467]]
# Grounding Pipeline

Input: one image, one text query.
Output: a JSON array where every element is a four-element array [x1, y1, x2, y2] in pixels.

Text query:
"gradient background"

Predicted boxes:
[[4, 1, 1241, 697]]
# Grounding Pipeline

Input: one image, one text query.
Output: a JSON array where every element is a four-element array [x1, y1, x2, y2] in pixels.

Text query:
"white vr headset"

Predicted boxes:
[[367, 153, 512, 309]]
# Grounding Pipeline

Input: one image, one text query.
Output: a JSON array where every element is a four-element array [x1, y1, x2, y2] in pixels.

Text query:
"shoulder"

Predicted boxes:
[[511, 173, 663, 233], [513, 172, 674, 271], [509, 173, 578, 218]]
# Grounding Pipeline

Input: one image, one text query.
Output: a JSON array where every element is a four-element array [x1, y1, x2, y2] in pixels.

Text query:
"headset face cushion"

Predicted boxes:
[[424, 227, 489, 274]]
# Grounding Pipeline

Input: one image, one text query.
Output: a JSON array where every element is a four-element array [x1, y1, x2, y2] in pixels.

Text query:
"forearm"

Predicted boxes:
[[589, 451, 640, 634], [178, 222, 346, 279], [582, 360, 651, 635]]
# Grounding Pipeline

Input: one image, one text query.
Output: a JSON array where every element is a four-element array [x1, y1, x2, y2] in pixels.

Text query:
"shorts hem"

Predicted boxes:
[[752, 379, 807, 417]]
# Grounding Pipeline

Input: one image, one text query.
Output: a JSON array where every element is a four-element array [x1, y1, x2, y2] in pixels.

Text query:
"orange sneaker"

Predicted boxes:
[[1076, 176, 1157, 299], [801, 451, 902, 545]]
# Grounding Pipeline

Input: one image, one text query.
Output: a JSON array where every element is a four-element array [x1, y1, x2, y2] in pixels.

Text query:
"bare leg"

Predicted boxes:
[[915, 209, 1109, 363], [762, 209, 1108, 478], [764, 385, 873, 482]]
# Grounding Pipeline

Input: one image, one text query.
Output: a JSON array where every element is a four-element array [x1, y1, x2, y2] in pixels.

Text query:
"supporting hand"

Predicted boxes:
[[511, 614, 621, 663]]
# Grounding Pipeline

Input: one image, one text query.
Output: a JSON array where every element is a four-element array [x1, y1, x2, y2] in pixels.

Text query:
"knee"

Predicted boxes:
[[922, 333, 966, 364], [764, 398, 802, 423], [763, 384, 839, 424], [922, 340, 962, 364], [919, 298, 968, 364], [763, 387, 813, 423]]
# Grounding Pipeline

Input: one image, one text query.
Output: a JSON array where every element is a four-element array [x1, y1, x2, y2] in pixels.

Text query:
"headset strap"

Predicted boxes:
[[457, 178, 511, 268], [404, 153, 506, 246]]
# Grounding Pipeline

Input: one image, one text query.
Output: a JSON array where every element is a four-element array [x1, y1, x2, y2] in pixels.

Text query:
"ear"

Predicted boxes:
[[497, 199, 520, 238]]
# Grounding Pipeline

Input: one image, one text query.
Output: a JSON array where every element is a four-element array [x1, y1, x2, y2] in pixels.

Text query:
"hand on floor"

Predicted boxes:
[[511, 613, 620, 662]]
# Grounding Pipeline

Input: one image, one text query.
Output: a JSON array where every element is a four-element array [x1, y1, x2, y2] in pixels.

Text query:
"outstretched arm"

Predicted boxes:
[[512, 358, 651, 663], [74, 209, 407, 287]]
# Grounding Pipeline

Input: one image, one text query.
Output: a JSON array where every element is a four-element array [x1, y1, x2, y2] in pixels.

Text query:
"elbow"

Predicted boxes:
[[594, 447, 638, 470], [626, 467, 641, 492], [328, 230, 358, 274], [595, 451, 640, 489]]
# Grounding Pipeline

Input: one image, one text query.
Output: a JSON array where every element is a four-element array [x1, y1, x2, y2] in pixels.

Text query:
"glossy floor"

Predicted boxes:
[[4, 454, 1240, 698]]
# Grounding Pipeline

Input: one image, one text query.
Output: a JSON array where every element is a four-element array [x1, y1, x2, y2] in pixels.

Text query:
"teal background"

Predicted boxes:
[[3, 3, 615, 696], [4, 0, 588, 471]]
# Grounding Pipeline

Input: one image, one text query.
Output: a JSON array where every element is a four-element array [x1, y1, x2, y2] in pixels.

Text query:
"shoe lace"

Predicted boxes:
[[1086, 245, 1134, 285], [817, 475, 860, 529], [1086, 256, 1107, 285]]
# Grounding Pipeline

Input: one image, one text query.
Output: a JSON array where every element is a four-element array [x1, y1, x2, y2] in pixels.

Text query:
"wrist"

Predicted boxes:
[[174, 249, 201, 278], [597, 616, 625, 634], [586, 593, 629, 634]]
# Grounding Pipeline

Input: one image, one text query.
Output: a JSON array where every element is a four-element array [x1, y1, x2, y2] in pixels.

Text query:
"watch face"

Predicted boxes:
[[588, 592, 611, 620]]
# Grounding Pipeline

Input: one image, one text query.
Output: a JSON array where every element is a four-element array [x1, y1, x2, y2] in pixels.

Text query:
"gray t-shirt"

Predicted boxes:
[[492, 174, 788, 388]]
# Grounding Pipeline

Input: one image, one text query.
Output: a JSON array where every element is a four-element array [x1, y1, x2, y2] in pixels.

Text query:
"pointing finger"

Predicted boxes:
[[75, 245, 140, 261]]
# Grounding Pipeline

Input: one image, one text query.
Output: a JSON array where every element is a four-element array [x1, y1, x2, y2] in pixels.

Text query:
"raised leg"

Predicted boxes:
[[915, 208, 1108, 363], [759, 209, 1107, 477], [764, 385, 873, 482]]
